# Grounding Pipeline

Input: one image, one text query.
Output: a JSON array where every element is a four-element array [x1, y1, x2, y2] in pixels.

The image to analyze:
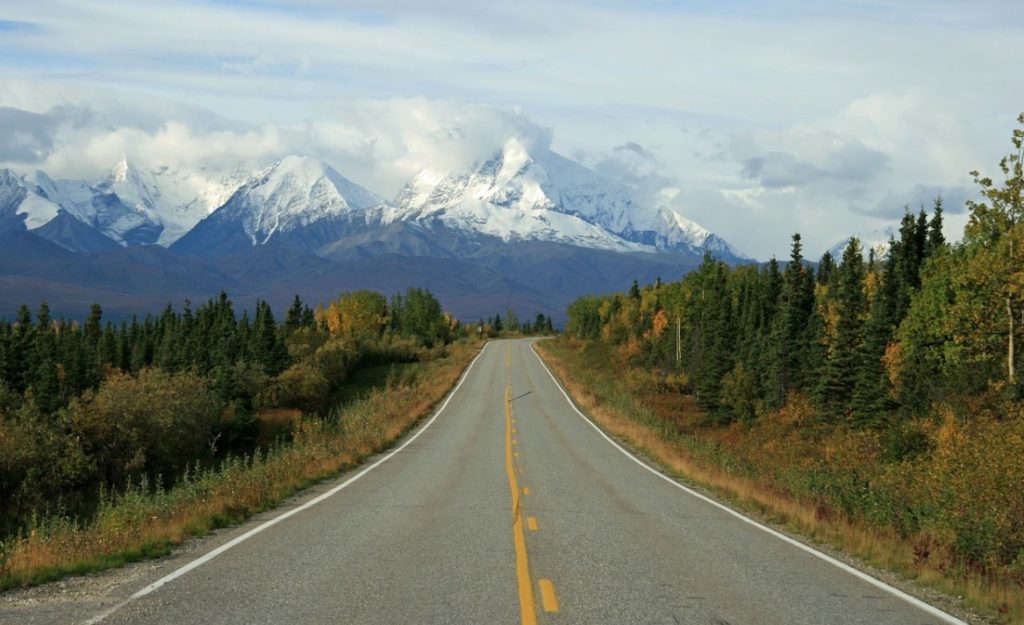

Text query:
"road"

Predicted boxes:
[[1, 338, 965, 625]]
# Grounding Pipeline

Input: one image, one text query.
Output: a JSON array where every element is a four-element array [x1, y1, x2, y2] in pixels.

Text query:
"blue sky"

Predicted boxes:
[[1, 0, 1022, 257]]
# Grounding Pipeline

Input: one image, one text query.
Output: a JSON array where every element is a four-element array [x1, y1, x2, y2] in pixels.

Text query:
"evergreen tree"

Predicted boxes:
[[771, 234, 815, 404], [691, 254, 734, 414], [817, 251, 837, 285], [927, 196, 945, 254], [29, 303, 60, 414], [6, 305, 32, 394], [285, 295, 305, 330], [253, 300, 288, 375], [816, 239, 866, 419], [851, 279, 894, 425]]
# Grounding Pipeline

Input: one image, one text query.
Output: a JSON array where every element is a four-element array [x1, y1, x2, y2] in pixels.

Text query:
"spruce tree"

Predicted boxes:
[[29, 302, 60, 414], [817, 251, 837, 285], [816, 239, 866, 419], [285, 295, 305, 330], [927, 196, 945, 253], [851, 277, 895, 425], [771, 234, 815, 404]]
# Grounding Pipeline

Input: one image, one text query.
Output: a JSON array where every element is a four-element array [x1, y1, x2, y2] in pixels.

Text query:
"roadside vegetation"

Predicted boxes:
[[0, 287, 481, 589], [542, 115, 1024, 623]]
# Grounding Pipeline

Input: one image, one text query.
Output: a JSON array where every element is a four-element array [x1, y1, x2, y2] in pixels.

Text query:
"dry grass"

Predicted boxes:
[[0, 342, 480, 590], [536, 339, 1021, 625]]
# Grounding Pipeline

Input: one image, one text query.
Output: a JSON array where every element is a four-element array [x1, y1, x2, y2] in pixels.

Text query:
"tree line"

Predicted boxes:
[[0, 287, 457, 534]]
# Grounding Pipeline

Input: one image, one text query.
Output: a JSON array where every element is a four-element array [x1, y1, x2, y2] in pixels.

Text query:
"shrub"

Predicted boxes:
[[257, 362, 330, 415], [0, 402, 88, 529], [721, 362, 759, 423], [66, 368, 221, 487]]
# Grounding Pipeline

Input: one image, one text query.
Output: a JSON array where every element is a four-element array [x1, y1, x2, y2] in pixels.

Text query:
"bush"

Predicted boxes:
[[66, 368, 222, 487], [721, 362, 759, 423], [257, 363, 330, 415], [312, 339, 360, 386], [0, 402, 88, 529]]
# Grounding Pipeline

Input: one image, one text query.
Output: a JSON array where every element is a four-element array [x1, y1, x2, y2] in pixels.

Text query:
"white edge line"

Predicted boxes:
[[84, 342, 491, 625], [529, 342, 967, 625]]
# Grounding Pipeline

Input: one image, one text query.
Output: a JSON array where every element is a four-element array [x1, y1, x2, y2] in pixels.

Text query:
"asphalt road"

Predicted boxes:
[[1, 339, 966, 625]]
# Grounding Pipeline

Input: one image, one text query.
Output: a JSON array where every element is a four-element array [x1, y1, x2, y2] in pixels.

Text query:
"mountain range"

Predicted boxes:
[[0, 138, 748, 322]]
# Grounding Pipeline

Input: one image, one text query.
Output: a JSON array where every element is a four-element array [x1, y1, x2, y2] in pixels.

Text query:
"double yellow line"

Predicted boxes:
[[505, 344, 560, 623], [505, 378, 538, 625]]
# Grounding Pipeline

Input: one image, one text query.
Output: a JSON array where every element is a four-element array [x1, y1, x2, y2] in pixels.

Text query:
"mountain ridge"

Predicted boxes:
[[0, 142, 749, 322]]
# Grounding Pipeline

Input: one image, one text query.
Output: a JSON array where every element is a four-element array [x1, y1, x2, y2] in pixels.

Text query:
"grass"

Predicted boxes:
[[536, 338, 1020, 625], [0, 341, 480, 591]]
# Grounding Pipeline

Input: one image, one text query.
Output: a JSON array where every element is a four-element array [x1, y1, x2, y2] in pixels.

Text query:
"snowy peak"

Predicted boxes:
[[394, 137, 746, 259], [0, 168, 61, 230], [827, 226, 896, 262], [172, 155, 393, 256], [243, 155, 385, 219], [394, 139, 644, 252]]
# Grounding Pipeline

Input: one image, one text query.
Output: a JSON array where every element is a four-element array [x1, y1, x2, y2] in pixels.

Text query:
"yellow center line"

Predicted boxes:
[[523, 487, 531, 496], [527, 517, 539, 531], [505, 382, 538, 625], [539, 579, 560, 613]]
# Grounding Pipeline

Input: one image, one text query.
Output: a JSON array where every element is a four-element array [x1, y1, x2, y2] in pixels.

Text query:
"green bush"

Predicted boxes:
[[0, 402, 88, 529], [257, 362, 331, 415], [66, 368, 221, 487]]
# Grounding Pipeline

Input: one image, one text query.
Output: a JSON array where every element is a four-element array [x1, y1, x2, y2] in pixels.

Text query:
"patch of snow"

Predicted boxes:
[[827, 226, 896, 262]]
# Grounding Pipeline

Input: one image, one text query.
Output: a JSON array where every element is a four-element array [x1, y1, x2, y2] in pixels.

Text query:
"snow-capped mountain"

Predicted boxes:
[[3, 140, 748, 264], [172, 156, 393, 256], [827, 226, 896, 262], [393, 137, 747, 260], [4, 157, 250, 248], [99, 157, 252, 245], [0, 168, 60, 230]]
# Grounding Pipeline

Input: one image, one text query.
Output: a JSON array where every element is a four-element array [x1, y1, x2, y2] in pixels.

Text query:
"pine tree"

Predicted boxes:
[[253, 300, 288, 375], [29, 302, 60, 414], [851, 278, 894, 425], [817, 251, 837, 285], [816, 239, 866, 419], [6, 305, 33, 394], [692, 254, 735, 414], [286, 295, 304, 329], [771, 234, 815, 404], [927, 196, 945, 254]]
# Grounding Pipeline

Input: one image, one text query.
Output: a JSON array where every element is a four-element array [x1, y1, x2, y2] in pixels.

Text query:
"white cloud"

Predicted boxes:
[[0, 86, 553, 201]]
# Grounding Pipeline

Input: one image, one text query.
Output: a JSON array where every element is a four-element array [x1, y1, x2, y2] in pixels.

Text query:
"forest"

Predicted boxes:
[[555, 115, 1024, 614], [0, 287, 478, 539]]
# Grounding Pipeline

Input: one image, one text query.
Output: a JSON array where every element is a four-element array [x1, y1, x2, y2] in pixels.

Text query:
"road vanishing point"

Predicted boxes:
[[3, 339, 966, 625]]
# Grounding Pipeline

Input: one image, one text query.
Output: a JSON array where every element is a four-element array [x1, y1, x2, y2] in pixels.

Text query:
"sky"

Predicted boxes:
[[0, 0, 1022, 259]]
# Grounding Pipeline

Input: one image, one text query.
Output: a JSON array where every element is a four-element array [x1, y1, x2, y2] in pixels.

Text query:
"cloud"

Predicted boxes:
[[740, 142, 890, 190], [0, 87, 554, 200], [864, 184, 974, 218]]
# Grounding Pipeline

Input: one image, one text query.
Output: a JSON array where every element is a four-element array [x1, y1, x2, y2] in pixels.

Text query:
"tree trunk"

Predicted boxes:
[[1010, 237, 1017, 385], [1009, 294, 1017, 385]]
